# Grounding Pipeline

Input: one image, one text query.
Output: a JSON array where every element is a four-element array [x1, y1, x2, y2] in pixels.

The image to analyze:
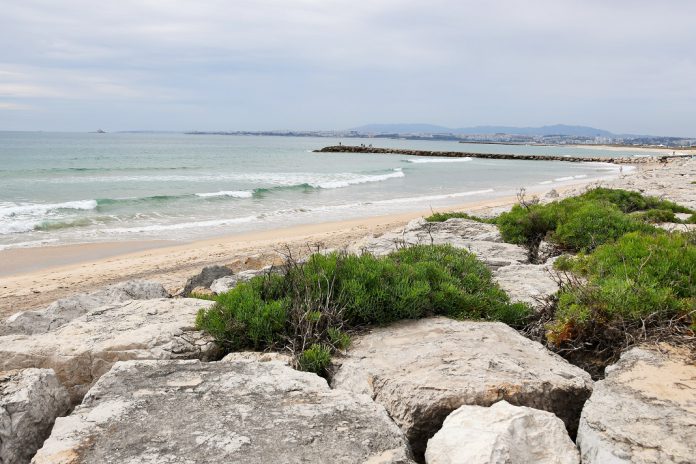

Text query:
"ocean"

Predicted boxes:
[[0, 132, 643, 250]]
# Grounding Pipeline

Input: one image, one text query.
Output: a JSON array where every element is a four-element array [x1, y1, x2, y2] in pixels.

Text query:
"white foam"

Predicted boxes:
[[0, 200, 97, 218], [371, 189, 495, 205], [195, 190, 254, 198], [0, 238, 60, 250], [100, 215, 258, 234], [404, 157, 472, 164], [313, 169, 405, 189], [554, 176, 575, 182], [539, 180, 553, 185]]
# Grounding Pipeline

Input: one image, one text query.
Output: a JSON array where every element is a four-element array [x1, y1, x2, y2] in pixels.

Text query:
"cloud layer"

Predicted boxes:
[[1, 0, 694, 135]]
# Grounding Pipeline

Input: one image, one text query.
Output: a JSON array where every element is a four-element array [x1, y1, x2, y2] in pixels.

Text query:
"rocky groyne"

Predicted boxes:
[[315, 145, 684, 164]]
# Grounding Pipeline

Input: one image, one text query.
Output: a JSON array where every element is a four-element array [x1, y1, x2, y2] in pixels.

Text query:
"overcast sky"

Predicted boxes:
[[1, 0, 694, 135]]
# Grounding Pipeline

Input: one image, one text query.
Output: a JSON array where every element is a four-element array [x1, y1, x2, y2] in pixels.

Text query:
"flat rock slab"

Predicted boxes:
[[2, 280, 170, 336], [492, 262, 559, 309], [32, 359, 415, 464], [577, 345, 696, 464], [425, 400, 580, 464], [1, 368, 70, 464], [331, 317, 592, 457], [349, 218, 528, 269], [0, 298, 217, 404]]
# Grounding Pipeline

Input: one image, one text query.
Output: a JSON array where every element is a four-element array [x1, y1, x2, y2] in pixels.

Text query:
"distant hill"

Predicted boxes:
[[351, 123, 615, 137]]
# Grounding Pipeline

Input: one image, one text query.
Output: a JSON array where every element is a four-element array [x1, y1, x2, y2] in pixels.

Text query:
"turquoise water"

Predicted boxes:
[[0, 132, 641, 249]]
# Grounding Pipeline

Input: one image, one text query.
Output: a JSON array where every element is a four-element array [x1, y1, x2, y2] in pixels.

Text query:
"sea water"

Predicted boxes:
[[0, 132, 642, 250]]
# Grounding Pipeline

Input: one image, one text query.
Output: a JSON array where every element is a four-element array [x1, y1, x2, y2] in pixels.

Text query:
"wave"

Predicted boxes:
[[403, 157, 472, 164], [100, 215, 259, 234], [0, 166, 200, 175], [195, 190, 254, 198], [35, 169, 407, 187], [0, 200, 97, 219], [311, 169, 404, 189]]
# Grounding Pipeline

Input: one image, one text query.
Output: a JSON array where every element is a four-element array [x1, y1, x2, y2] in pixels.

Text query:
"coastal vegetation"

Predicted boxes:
[[195, 244, 530, 374], [429, 188, 695, 374]]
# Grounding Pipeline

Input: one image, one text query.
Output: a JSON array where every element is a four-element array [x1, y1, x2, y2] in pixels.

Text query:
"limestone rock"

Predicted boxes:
[[349, 218, 527, 269], [179, 265, 233, 296], [493, 262, 559, 309], [221, 351, 293, 365], [32, 359, 416, 464], [0, 298, 218, 404], [2, 280, 169, 336], [577, 345, 696, 464], [331, 317, 592, 457], [425, 401, 580, 464], [210, 268, 267, 294], [1, 368, 70, 464]]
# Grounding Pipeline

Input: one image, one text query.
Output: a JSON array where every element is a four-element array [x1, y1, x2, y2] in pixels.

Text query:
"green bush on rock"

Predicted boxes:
[[196, 245, 530, 374], [547, 231, 695, 368]]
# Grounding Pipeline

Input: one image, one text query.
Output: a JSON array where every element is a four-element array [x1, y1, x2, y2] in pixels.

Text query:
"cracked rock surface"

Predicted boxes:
[[0, 298, 217, 404], [1, 368, 70, 464], [32, 359, 415, 464], [577, 345, 696, 464], [331, 317, 592, 457], [1, 280, 169, 336]]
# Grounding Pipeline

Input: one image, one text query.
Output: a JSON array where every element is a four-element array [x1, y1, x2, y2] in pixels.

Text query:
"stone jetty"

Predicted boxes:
[[315, 145, 680, 163]]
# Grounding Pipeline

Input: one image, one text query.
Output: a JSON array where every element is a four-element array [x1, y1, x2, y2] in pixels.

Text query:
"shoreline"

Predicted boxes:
[[0, 181, 592, 316], [5, 154, 695, 318]]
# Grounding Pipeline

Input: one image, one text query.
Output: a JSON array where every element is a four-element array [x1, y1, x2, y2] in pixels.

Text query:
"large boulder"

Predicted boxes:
[[210, 268, 267, 294], [577, 345, 696, 464], [0, 298, 218, 404], [349, 218, 527, 269], [492, 262, 559, 310], [424, 400, 580, 464], [1, 280, 169, 336], [32, 359, 415, 464], [1, 368, 70, 464], [331, 317, 592, 457], [179, 265, 233, 296]]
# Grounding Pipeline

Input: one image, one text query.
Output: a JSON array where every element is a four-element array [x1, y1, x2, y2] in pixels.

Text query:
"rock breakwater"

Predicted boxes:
[[315, 145, 681, 164]]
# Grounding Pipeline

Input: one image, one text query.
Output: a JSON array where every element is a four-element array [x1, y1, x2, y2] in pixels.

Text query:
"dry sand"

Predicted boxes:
[[1, 157, 694, 318]]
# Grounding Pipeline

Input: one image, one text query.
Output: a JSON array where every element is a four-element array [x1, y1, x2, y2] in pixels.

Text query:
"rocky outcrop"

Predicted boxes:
[[179, 265, 233, 296], [1, 368, 70, 464], [492, 262, 559, 309], [331, 317, 592, 457], [210, 268, 267, 294], [1, 280, 169, 336], [349, 218, 527, 269], [577, 345, 696, 464], [33, 359, 415, 463], [425, 401, 580, 464], [0, 298, 218, 404]]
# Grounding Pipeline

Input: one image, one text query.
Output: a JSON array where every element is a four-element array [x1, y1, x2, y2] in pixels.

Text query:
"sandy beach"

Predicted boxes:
[[2, 157, 694, 318]]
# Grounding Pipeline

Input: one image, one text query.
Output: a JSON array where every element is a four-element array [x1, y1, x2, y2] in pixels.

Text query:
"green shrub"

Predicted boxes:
[[552, 201, 648, 251], [298, 344, 332, 376], [686, 214, 696, 224], [196, 245, 530, 374], [632, 209, 679, 224], [425, 212, 496, 223], [581, 187, 693, 214], [495, 189, 674, 260], [327, 327, 351, 350], [548, 231, 695, 347]]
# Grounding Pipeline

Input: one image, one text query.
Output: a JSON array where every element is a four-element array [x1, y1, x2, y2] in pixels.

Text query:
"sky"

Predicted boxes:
[[0, 0, 694, 136]]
